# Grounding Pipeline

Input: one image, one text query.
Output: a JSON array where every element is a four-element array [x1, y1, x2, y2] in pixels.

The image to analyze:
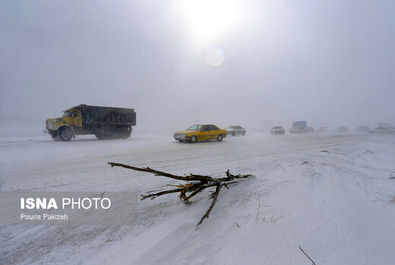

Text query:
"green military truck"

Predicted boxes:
[[45, 104, 136, 141]]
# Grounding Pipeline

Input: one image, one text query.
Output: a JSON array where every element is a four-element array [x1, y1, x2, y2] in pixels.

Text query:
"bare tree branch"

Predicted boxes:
[[197, 184, 221, 225], [140, 188, 184, 200], [108, 162, 254, 225]]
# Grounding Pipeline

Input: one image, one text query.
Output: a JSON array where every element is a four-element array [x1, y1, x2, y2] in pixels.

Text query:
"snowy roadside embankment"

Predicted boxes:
[[1, 133, 395, 264]]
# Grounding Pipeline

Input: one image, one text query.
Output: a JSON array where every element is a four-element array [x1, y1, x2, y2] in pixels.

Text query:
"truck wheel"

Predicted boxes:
[[95, 126, 106, 139], [51, 134, 60, 141], [119, 126, 132, 139], [217, 135, 223, 141], [95, 130, 105, 139], [103, 127, 114, 139], [190, 136, 197, 143], [49, 130, 60, 141], [95, 133, 104, 139], [59, 127, 72, 141]]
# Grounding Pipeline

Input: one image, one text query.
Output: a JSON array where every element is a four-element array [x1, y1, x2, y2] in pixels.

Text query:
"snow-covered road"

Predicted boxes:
[[1, 132, 395, 264]]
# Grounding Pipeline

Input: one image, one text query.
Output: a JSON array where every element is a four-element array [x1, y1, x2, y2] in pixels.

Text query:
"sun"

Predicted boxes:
[[178, 0, 243, 46]]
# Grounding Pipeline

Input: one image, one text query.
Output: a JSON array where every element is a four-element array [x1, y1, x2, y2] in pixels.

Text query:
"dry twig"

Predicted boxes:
[[108, 162, 253, 225]]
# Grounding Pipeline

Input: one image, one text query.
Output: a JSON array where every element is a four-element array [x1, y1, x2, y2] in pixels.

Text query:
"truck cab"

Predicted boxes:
[[46, 109, 82, 141]]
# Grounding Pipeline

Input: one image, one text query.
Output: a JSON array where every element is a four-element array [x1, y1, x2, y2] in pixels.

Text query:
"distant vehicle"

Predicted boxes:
[[289, 121, 309, 134], [355, 125, 372, 133], [45, 104, 136, 141], [307, 126, 315, 133], [372, 123, 395, 134], [336, 126, 349, 133], [316, 126, 328, 133], [226, 125, 246, 136], [173, 124, 227, 143], [271, 126, 285, 135]]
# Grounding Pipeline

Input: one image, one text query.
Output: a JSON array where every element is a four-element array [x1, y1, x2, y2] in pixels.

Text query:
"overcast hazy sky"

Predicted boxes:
[[1, 0, 394, 130]]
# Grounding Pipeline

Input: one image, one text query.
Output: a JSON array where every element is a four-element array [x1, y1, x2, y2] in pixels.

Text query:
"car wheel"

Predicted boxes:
[[217, 135, 223, 141], [59, 127, 72, 141], [190, 136, 197, 143]]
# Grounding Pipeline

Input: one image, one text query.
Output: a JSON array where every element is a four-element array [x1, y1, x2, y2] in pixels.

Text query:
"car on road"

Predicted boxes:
[[173, 124, 227, 143], [337, 126, 349, 133], [226, 125, 246, 136], [271, 126, 285, 135], [355, 125, 372, 133], [373, 123, 395, 134]]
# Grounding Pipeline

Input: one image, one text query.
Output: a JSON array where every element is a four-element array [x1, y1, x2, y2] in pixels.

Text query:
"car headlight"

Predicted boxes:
[[174, 133, 186, 140]]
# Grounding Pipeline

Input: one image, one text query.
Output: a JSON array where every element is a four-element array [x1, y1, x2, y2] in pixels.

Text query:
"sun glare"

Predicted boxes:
[[178, 0, 243, 46]]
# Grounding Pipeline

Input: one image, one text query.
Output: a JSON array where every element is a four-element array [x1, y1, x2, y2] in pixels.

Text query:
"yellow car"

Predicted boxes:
[[174, 124, 227, 143]]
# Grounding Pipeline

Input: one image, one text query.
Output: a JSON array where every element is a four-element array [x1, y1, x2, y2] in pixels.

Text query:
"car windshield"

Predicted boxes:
[[63, 112, 70, 117], [187, 124, 201, 131]]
